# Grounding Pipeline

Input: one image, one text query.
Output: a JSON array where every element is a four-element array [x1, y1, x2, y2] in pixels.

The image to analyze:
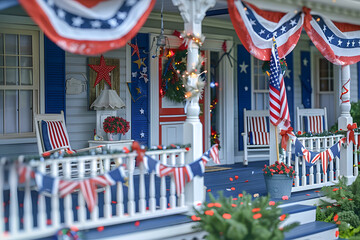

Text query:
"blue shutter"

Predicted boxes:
[[300, 51, 312, 108], [237, 45, 251, 151], [358, 62, 360, 100], [284, 52, 294, 122], [130, 33, 150, 146], [44, 36, 66, 114]]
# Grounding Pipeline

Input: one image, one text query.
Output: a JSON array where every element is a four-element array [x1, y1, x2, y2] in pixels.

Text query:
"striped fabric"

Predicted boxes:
[[41, 120, 71, 152], [249, 132, 270, 145], [247, 116, 269, 145], [307, 116, 324, 134]]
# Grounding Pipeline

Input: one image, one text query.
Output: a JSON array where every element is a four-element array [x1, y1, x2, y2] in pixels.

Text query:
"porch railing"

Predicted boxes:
[[283, 134, 359, 192], [1, 148, 190, 240]]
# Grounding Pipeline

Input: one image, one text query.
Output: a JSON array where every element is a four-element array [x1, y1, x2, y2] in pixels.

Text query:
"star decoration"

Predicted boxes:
[[142, 67, 148, 73], [323, 25, 327, 32], [117, 12, 127, 20], [128, 42, 140, 59], [139, 72, 149, 83], [88, 55, 116, 87], [327, 34, 334, 43], [280, 26, 286, 33], [140, 108, 145, 114], [133, 58, 146, 69], [303, 58, 308, 66], [284, 69, 291, 79], [244, 86, 248, 91], [337, 39, 343, 46], [140, 131, 145, 138], [249, 18, 256, 25], [72, 17, 84, 27], [239, 61, 248, 74], [136, 87, 141, 94], [290, 19, 296, 27], [287, 86, 291, 91], [132, 72, 137, 78], [259, 29, 265, 35]]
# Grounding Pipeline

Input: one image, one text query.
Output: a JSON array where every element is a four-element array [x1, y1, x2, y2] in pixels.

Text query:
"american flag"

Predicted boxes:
[[79, 179, 97, 213], [59, 180, 80, 198], [209, 144, 220, 164], [269, 38, 291, 128]]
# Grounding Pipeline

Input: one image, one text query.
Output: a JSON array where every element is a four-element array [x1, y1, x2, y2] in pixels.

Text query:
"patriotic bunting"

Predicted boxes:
[[35, 173, 59, 195], [18, 0, 156, 55], [228, 0, 304, 60], [303, 7, 360, 65]]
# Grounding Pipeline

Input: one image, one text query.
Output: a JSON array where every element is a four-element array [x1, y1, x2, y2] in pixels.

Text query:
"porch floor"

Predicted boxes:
[[35, 160, 325, 239]]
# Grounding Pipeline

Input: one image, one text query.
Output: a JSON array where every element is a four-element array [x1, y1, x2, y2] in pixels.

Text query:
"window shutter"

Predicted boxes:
[[44, 35, 66, 115], [358, 62, 360, 100], [237, 45, 251, 151], [300, 51, 312, 108], [285, 52, 294, 123]]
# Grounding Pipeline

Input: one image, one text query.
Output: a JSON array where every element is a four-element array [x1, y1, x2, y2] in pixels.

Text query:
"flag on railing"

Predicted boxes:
[[80, 179, 97, 213], [18, 164, 34, 184], [59, 180, 80, 198], [269, 38, 291, 129], [143, 156, 159, 174], [35, 173, 59, 195], [186, 159, 206, 180], [209, 144, 220, 164], [173, 167, 191, 195]]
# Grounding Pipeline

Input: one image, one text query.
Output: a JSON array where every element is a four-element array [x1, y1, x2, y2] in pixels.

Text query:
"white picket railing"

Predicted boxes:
[[282, 134, 358, 192], [0, 148, 190, 240]]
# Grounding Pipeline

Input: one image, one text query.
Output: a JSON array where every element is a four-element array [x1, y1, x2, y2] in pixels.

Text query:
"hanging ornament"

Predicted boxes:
[[213, 40, 237, 68], [88, 55, 116, 88]]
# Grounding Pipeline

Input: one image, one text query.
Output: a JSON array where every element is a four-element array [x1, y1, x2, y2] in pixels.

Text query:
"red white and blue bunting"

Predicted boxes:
[[18, 0, 156, 55], [18, 144, 220, 212], [227, 0, 304, 61]]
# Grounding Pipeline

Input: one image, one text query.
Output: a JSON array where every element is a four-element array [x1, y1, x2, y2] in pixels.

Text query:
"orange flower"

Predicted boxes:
[[232, 198, 238, 201], [280, 214, 286, 221], [134, 221, 140, 227], [269, 201, 275, 206], [333, 188, 339, 192], [253, 213, 262, 219], [214, 202, 222, 208], [205, 210, 214, 216], [238, 193, 243, 197], [97, 226, 104, 232], [222, 213, 232, 219], [282, 195, 289, 200], [229, 177, 234, 181], [207, 203, 215, 208], [252, 208, 261, 212], [231, 204, 237, 207], [336, 221, 341, 225], [191, 215, 201, 221], [334, 214, 339, 222], [231, 187, 235, 191]]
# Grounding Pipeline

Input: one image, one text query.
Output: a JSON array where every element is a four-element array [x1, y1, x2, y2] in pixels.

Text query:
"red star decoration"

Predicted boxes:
[[88, 55, 116, 88], [128, 42, 140, 59]]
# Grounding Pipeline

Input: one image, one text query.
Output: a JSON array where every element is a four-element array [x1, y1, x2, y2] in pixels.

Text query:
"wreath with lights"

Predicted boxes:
[[161, 50, 187, 103]]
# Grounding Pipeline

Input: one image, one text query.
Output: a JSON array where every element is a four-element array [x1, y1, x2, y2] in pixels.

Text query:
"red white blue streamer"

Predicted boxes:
[[227, 0, 304, 60], [18, 0, 156, 55]]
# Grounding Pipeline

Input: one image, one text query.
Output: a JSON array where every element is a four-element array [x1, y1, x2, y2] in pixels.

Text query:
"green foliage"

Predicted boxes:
[[316, 176, 360, 238], [193, 192, 299, 240], [161, 50, 187, 103], [330, 101, 360, 131]]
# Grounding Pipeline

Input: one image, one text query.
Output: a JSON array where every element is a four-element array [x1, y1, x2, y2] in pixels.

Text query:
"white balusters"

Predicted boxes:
[[301, 158, 307, 186], [115, 157, 124, 217], [127, 155, 135, 216], [148, 154, 156, 213], [309, 138, 314, 185], [160, 154, 167, 210], [354, 133, 359, 177], [139, 160, 146, 214], [179, 152, 185, 207], [103, 157, 112, 218], [169, 153, 176, 209], [77, 158, 86, 223], [9, 157, 19, 235], [294, 156, 299, 187], [63, 160, 73, 225], [50, 161, 60, 228], [315, 138, 321, 184], [329, 137, 335, 181], [36, 161, 45, 231], [90, 158, 99, 220]]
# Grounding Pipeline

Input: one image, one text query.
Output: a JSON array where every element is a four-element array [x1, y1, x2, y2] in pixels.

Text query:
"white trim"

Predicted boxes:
[[150, 33, 160, 146], [125, 43, 132, 139], [160, 115, 186, 118], [160, 121, 184, 125]]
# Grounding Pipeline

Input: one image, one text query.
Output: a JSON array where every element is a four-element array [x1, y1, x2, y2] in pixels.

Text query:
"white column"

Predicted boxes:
[[172, 0, 216, 206], [269, 125, 277, 164], [338, 65, 355, 183]]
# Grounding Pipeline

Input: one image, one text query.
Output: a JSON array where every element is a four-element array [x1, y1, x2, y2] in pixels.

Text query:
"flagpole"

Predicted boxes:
[[275, 125, 279, 162]]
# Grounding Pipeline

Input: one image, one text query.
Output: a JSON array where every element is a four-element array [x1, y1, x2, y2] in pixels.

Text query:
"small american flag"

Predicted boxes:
[[209, 144, 220, 165], [269, 37, 290, 128]]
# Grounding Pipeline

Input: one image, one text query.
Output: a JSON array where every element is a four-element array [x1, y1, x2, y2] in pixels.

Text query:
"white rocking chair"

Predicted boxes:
[[242, 109, 270, 164]]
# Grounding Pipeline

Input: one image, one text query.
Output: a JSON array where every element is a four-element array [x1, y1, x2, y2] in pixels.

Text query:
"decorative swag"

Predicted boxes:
[[227, 0, 360, 65]]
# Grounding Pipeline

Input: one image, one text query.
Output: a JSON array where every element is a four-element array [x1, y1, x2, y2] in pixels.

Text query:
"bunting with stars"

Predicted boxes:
[[303, 7, 360, 65], [228, 0, 304, 61], [18, 0, 156, 55]]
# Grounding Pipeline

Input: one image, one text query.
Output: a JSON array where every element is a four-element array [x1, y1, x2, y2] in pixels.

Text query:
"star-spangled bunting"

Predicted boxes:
[[228, 0, 304, 60], [88, 55, 116, 87], [18, 0, 156, 55], [128, 42, 140, 59]]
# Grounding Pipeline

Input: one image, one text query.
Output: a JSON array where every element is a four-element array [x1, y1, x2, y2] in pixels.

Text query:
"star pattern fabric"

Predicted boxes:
[[88, 55, 116, 87], [128, 42, 140, 59]]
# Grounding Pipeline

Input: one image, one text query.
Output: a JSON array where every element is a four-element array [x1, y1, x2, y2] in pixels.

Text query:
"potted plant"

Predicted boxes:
[[263, 161, 295, 199], [103, 116, 130, 141], [192, 192, 299, 240]]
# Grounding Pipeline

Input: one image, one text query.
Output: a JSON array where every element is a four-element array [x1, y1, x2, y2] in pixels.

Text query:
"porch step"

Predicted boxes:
[[284, 221, 338, 240], [280, 204, 316, 226]]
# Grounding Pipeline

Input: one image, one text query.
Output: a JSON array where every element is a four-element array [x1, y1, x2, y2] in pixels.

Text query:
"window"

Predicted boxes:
[[319, 58, 334, 92], [253, 57, 269, 110], [0, 29, 39, 138]]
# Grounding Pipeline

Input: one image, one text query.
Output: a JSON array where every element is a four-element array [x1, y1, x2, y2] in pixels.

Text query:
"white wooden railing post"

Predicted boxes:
[[338, 65, 355, 184], [172, 0, 216, 207]]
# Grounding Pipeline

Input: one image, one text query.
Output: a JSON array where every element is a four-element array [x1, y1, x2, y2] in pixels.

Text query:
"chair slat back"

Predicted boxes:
[[296, 107, 327, 134], [243, 109, 270, 145]]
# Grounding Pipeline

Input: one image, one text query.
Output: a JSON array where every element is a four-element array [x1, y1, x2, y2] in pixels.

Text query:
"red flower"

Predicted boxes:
[[222, 213, 232, 219], [334, 214, 338, 222], [282, 195, 289, 200], [333, 188, 339, 192], [238, 193, 243, 197], [280, 214, 286, 221], [214, 203, 222, 208], [205, 210, 214, 216], [269, 201, 275, 206], [253, 213, 262, 219], [252, 208, 261, 212]]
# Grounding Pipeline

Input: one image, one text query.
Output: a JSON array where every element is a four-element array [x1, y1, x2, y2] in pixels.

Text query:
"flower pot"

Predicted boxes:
[[264, 174, 293, 199], [107, 133, 122, 141]]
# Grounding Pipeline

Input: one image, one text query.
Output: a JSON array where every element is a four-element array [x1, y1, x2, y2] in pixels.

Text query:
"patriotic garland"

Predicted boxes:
[[18, 144, 220, 212]]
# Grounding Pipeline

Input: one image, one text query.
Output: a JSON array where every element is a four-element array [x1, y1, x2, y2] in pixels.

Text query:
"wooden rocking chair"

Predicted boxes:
[[242, 109, 270, 164]]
